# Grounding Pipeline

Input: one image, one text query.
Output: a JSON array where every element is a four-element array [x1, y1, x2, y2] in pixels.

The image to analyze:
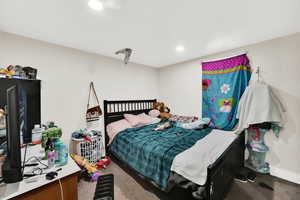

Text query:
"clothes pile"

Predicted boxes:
[[169, 115, 211, 130], [71, 129, 101, 142]]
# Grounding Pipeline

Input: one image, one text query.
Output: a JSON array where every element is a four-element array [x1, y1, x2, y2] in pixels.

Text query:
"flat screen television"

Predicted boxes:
[[2, 85, 23, 183]]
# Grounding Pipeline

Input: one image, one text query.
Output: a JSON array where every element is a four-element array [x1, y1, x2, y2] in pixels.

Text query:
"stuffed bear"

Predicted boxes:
[[153, 102, 172, 119]]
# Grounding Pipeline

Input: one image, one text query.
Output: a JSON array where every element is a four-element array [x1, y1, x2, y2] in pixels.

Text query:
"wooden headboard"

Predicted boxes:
[[103, 99, 157, 149]]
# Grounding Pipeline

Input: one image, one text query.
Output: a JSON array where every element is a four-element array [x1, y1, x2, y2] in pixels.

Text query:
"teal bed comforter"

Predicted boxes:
[[109, 123, 212, 189]]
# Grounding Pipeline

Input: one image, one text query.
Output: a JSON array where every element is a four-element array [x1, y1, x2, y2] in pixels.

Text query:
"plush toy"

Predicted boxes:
[[0, 68, 13, 78], [71, 154, 97, 174], [153, 122, 171, 131], [153, 102, 172, 119], [41, 127, 62, 159], [71, 154, 101, 181]]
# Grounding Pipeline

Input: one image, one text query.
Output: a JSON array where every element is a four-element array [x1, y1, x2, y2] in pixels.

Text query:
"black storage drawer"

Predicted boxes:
[[209, 156, 234, 200], [207, 133, 245, 200]]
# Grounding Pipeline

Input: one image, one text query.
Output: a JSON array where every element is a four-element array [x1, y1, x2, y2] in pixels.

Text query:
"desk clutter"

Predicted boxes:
[[0, 121, 69, 185], [41, 122, 68, 167], [0, 65, 37, 79]]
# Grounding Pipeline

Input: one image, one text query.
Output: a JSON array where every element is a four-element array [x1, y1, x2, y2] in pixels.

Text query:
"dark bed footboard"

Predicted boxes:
[[206, 131, 245, 200]]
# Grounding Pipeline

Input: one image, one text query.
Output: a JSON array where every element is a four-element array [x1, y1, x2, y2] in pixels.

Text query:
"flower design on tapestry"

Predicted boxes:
[[202, 79, 212, 91], [218, 98, 234, 113], [220, 84, 230, 94]]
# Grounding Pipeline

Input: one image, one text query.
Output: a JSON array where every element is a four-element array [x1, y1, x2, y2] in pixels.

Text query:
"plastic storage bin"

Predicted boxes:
[[71, 135, 103, 164]]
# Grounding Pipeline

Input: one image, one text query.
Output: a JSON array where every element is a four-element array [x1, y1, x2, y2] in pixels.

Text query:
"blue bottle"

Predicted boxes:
[[59, 143, 68, 166], [54, 139, 63, 164]]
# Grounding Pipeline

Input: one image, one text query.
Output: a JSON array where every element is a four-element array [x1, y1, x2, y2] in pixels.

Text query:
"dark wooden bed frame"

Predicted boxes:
[[104, 99, 245, 200]]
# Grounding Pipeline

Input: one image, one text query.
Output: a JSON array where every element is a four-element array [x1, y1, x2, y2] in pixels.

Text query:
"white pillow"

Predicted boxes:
[[149, 109, 160, 118]]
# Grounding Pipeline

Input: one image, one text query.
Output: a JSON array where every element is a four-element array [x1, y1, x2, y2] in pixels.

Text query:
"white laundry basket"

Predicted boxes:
[[71, 135, 103, 164]]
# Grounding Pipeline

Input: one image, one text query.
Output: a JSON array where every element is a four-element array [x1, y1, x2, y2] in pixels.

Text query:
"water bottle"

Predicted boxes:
[[54, 140, 63, 164], [48, 150, 55, 168], [59, 143, 68, 166]]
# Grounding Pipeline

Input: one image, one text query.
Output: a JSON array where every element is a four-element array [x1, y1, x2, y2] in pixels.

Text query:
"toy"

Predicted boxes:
[[71, 154, 101, 181], [96, 156, 111, 170], [153, 122, 171, 131], [71, 154, 110, 181], [0, 65, 37, 79], [71, 154, 97, 173], [41, 126, 62, 159], [91, 172, 101, 181], [153, 102, 172, 119], [0, 68, 13, 78]]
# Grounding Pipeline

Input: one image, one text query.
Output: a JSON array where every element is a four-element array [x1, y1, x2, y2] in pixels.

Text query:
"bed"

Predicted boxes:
[[104, 99, 245, 200]]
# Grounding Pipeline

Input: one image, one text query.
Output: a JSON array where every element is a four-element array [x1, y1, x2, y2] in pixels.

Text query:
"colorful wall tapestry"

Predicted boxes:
[[202, 54, 251, 130]]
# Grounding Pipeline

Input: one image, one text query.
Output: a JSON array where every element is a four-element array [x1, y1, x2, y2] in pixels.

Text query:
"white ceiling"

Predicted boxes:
[[0, 0, 300, 67]]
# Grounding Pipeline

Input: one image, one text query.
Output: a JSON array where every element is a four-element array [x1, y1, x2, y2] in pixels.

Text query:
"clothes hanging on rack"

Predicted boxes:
[[235, 82, 285, 136]]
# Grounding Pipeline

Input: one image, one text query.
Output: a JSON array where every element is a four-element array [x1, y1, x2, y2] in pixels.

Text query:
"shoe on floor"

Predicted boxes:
[[247, 172, 256, 183], [234, 174, 248, 183]]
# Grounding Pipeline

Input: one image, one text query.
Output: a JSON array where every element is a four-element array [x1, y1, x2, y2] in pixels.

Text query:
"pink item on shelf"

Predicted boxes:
[[107, 119, 132, 144]]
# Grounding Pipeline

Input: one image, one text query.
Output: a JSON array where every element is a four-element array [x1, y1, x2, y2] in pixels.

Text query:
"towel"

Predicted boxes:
[[236, 82, 285, 136]]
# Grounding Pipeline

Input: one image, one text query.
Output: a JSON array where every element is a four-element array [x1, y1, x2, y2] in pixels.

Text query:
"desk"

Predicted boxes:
[[0, 145, 81, 200]]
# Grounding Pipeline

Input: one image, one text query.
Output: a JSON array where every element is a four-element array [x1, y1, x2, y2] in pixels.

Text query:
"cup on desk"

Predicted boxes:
[[31, 124, 44, 144], [32, 133, 42, 144]]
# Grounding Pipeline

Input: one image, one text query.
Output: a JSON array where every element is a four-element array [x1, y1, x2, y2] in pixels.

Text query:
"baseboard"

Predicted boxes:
[[270, 166, 300, 185]]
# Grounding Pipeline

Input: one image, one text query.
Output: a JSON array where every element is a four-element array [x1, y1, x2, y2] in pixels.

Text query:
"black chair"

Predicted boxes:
[[94, 174, 114, 200]]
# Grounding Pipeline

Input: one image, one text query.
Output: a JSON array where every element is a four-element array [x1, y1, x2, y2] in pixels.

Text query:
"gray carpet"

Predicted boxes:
[[78, 161, 300, 200]]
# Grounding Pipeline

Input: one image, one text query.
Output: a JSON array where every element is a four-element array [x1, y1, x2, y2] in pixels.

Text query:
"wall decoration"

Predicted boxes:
[[220, 84, 230, 94], [202, 79, 212, 91], [219, 98, 234, 113], [202, 54, 251, 130]]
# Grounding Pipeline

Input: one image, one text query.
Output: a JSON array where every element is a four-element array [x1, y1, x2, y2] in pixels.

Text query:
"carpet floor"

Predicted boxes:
[[78, 161, 300, 200]]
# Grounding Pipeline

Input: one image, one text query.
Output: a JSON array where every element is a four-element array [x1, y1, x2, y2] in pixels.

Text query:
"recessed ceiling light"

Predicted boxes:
[[175, 45, 185, 52], [88, 0, 104, 11]]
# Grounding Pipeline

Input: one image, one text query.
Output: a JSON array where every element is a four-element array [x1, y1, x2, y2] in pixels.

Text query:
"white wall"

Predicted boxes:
[[159, 33, 300, 184], [0, 31, 159, 142], [1, 30, 300, 184]]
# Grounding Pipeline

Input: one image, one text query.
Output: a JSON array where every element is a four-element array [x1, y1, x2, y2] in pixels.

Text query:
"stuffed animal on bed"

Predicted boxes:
[[153, 121, 172, 131], [152, 102, 172, 119]]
